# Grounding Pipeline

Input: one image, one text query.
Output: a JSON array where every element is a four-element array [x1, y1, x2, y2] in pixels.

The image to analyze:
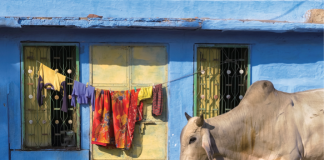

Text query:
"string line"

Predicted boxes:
[[36, 61, 203, 85]]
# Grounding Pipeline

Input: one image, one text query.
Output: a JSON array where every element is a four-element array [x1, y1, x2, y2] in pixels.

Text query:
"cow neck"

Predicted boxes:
[[206, 106, 248, 159]]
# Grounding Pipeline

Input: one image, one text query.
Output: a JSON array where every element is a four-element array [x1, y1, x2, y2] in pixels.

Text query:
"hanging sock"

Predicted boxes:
[[152, 84, 163, 116], [37, 63, 68, 112], [111, 90, 130, 149], [91, 89, 115, 147]]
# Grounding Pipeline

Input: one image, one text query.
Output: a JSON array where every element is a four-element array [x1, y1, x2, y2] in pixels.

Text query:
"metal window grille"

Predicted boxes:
[[195, 47, 249, 119], [22, 45, 80, 150]]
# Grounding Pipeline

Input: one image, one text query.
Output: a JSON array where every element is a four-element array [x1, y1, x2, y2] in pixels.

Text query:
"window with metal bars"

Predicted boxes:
[[21, 44, 80, 150], [194, 46, 250, 119]]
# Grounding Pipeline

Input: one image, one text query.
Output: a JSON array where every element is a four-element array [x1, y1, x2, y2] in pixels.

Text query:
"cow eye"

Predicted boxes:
[[189, 137, 196, 144]]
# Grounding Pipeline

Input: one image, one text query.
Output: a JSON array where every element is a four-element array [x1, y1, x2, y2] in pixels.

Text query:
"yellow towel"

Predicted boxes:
[[137, 86, 152, 105], [38, 63, 66, 92]]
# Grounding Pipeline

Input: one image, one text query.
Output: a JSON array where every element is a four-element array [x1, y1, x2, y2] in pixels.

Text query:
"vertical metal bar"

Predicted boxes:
[[208, 48, 211, 118], [234, 48, 236, 109]]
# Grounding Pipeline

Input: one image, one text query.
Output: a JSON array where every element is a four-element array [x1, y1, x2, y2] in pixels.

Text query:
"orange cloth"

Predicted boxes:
[[111, 91, 130, 149], [91, 89, 115, 147]]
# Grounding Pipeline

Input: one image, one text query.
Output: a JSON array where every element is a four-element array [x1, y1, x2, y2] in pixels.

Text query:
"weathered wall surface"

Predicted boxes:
[[1, 0, 323, 23], [1, 1, 323, 159], [0, 28, 322, 159]]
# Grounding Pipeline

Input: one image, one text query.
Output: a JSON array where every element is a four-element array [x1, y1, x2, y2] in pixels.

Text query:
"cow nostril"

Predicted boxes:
[[189, 137, 196, 144]]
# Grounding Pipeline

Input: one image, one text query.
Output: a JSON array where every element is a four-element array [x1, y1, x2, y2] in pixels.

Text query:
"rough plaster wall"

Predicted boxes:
[[1, 0, 324, 23], [0, 28, 322, 160], [306, 9, 324, 24], [11, 150, 89, 160]]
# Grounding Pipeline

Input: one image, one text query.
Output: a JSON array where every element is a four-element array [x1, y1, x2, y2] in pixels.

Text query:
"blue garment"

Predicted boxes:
[[71, 81, 95, 109], [86, 85, 95, 111]]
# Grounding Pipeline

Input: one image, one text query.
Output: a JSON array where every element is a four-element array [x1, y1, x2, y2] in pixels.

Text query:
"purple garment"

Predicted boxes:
[[85, 85, 95, 111], [37, 76, 68, 112], [71, 81, 96, 110]]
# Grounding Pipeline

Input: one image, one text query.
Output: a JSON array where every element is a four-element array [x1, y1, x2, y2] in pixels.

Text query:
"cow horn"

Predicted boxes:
[[196, 114, 204, 127], [185, 112, 192, 121]]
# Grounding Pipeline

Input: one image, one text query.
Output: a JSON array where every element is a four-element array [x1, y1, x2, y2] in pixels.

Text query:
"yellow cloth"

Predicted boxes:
[[38, 63, 66, 91], [137, 86, 152, 105]]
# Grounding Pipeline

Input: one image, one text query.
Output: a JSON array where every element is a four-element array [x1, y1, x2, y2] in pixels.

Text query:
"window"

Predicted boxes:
[[194, 45, 250, 119], [21, 44, 80, 150]]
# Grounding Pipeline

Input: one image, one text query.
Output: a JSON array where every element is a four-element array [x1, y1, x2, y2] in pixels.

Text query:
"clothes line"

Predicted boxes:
[[36, 61, 204, 86], [160, 71, 202, 85]]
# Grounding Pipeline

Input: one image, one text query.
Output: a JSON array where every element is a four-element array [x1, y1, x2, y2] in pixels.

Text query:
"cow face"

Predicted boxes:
[[180, 113, 215, 160]]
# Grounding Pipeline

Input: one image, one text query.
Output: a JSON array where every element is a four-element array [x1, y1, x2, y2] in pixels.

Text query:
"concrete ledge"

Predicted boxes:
[[11, 150, 89, 160], [0, 17, 323, 33]]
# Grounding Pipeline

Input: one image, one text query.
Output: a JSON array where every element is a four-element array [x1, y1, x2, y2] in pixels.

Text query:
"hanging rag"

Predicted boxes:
[[91, 89, 115, 146], [111, 90, 130, 149], [130, 88, 144, 121], [37, 63, 68, 112], [137, 86, 152, 105], [70, 80, 95, 110], [85, 85, 95, 111], [126, 89, 144, 149], [152, 84, 163, 116], [71, 81, 86, 106]]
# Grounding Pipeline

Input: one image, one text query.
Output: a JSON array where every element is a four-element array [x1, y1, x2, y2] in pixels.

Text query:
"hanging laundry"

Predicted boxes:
[[86, 85, 95, 111], [136, 101, 144, 122], [152, 84, 163, 116], [126, 89, 144, 149], [132, 89, 144, 122], [111, 91, 130, 149], [37, 63, 68, 112], [137, 86, 152, 105], [70, 80, 95, 110], [91, 89, 115, 146]]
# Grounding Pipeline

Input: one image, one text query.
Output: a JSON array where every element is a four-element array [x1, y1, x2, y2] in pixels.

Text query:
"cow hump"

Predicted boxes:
[[243, 80, 276, 104]]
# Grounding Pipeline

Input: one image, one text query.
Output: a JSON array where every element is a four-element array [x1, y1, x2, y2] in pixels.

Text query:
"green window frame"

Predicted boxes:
[[20, 43, 80, 150]]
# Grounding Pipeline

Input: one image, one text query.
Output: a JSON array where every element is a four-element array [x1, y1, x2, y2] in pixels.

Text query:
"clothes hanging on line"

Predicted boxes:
[[37, 63, 68, 112], [132, 89, 144, 122], [152, 84, 163, 116], [86, 85, 96, 111], [70, 80, 95, 110], [111, 90, 130, 149], [127, 89, 144, 148], [137, 86, 152, 105], [92, 89, 115, 147]]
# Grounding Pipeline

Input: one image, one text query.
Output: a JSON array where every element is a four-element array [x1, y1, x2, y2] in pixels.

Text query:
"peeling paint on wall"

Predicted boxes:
[[306, 9, 324, 24], [0, 17, 323, 33]]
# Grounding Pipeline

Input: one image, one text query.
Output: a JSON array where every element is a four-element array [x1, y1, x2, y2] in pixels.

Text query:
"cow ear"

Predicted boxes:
[[185, 112, 192, 121], [202, 129, 215, 160]]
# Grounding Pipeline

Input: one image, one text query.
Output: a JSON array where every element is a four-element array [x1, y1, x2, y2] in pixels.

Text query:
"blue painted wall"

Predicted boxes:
[[0, 28, 322, 160], [1, 0, 323, 23]]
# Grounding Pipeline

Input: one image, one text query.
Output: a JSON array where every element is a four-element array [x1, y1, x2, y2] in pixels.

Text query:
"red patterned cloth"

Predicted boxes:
[[126, 89, 144, 149], [91, 89, 115, 147], [152, 84, 163, 116], [111, 90, 130, 149], [132, 89, 144, 122]]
